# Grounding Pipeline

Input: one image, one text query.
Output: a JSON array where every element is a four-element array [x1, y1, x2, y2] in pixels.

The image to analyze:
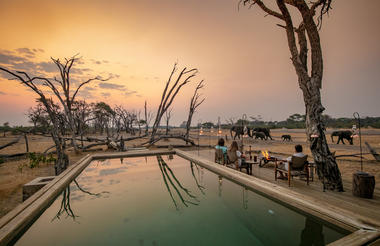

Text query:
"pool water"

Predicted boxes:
[[15, 155, 348, 246]]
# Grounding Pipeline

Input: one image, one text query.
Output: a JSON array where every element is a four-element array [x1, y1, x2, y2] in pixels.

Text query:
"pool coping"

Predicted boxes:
[[0, 148, 379, 246]]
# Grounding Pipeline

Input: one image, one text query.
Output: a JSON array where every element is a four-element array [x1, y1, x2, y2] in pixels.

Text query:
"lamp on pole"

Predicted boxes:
[[198, 119, 202, 156], [241, 114, 247, 152], [353, 112, 363, 172]]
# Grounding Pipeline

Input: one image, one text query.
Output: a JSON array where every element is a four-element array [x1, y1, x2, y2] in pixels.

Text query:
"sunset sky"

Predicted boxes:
[[0, 0, 379, 126]]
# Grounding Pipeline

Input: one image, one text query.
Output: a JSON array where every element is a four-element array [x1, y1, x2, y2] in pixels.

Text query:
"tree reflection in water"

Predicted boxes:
[[218, 176, 223, 197], [52, 179, 109, 221], [190, 161, 205, 195], [242, 187, 248, 210], [157, 155, 199, 210], [299, 217, 325, 246], [52, 186, 77, 222]]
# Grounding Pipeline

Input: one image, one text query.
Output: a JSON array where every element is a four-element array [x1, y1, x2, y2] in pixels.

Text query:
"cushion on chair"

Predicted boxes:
[[291, 155, 308, 170]]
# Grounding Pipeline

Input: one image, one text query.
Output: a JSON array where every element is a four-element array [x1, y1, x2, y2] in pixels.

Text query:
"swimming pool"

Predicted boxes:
[[13, 154, 348, 246]]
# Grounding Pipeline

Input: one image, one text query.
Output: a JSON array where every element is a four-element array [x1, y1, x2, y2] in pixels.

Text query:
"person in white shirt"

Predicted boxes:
[[278, 144, 305, 179]]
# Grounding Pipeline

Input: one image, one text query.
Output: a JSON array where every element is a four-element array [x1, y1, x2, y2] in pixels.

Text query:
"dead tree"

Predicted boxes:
[[185, 80, 205, 141], [144, 101, 153, 135], [164, 108, 173, 135], [47, 56, 107, 152], [150, 63, 198, 142], [241, 0, 343, 191], [0, 68, 68, 174]]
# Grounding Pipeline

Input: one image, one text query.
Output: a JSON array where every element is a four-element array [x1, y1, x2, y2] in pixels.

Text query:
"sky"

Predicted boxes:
[[0, 0, 379, 126]]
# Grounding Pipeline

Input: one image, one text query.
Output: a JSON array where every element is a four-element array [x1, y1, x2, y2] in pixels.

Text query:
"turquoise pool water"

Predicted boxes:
[[15, 155, 348, 245]]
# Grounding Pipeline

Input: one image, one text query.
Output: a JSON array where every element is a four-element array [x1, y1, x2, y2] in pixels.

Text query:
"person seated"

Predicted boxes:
[[215, 138, 228, 161], [278, 144, 306, 179], [229, 141, 251, 174]]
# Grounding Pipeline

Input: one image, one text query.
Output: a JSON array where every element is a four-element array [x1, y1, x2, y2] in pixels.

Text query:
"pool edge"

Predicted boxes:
[[0, 148, 378, 246], [175, 149, 380, 246]]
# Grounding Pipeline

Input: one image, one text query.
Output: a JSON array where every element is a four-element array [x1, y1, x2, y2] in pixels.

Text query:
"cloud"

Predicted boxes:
[[125, 90, 137, 97], [0, 50, 25, 65], [16, 48, 35, 58], [90, 59, 102, 65], [36, 61, 56, 73], [0, 91, 6, 95], [98, 82, 125, 90], [108, 73, 120, 79], [101, 92, 111, 98]]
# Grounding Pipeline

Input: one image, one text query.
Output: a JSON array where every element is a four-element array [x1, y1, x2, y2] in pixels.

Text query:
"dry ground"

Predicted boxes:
[[0, 128, 379, 218]]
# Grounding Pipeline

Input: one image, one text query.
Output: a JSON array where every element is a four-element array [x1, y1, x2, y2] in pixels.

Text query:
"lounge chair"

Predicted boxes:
[[275, 155, 310, 186]]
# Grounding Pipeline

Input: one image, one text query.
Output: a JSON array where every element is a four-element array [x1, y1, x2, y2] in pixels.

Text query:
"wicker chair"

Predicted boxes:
[[215, 148, 226, 165], [275, 155, 309, 186], [227, 150, 251, 175]]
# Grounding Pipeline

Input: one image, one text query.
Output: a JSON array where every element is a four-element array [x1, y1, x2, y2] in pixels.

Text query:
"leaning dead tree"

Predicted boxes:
[[241, 0, 343, 191], [0, 69, 67, 174], [185, 80, 205, 141], [0, 55, 106, 174], [149, 63, 198, 144]]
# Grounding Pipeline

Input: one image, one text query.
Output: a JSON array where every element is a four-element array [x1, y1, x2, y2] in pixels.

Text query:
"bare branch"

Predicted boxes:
[[241, 0, 285, 20]]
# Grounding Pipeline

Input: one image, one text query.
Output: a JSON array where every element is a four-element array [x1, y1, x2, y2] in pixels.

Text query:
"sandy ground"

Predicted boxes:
[[0, 128, 379, 218]]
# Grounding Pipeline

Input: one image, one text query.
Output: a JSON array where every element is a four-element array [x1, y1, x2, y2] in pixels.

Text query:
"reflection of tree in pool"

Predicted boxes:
[[157, 155, 199, 210], [299, 217, 325, 246], [218, 176, 223, 197], [190, 161, 205, 195], [52, 179, 109, 221], [52, 186, 77, 221], [242, 187, 248, 210]]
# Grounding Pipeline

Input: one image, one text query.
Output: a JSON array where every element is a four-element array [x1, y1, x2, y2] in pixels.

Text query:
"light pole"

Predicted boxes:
[[353, 112, 363, 172], [209, 126, 214, 147], [198, 119, 202, 156], [241, 114, 247, 152]]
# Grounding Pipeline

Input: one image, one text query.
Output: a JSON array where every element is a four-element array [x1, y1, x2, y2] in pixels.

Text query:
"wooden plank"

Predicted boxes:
[[328, 229, 380, 246]]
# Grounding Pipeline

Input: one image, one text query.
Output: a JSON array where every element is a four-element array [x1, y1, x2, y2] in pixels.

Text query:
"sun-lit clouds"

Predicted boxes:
[[98, 82, 125, 90]]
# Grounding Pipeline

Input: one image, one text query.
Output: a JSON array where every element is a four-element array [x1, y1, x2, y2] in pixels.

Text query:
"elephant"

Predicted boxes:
[[331, 130, 353, 145], [252, 131, 266, 140], [281, 134, 292, 141], [230, 125, 254, 140], [252, 127, 273, 140], [230, 125, 245, 140]]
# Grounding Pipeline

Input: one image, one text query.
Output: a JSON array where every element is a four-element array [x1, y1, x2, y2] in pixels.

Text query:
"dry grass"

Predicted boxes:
[[0, 128, 379, 218]]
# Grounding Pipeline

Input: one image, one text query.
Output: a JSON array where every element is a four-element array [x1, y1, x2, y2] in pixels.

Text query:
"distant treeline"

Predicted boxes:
[[199, 114, 380, 129], [2, 114, 380, 135]]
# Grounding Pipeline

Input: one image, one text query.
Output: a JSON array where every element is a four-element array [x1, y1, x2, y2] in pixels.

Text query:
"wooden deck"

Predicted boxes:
[[190, 149, 380, 228]]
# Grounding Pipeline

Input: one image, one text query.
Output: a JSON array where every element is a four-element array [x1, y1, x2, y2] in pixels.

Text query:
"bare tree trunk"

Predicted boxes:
[[165, 108, 172, 135], [185, 81, 205, 141], [150, 64, 198, 142], [144, 101, 149, 135], [242, 0, 343, 190], [24, 133, 29, 153]]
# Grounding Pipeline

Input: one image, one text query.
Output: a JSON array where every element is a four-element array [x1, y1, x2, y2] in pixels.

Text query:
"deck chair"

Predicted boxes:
[[215, 148, 226, 165], [275, 155, 309, 187], [227, 150, 251, 175]]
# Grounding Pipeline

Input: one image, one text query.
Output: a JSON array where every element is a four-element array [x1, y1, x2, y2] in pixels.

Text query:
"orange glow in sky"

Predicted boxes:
[[0, 0, 379, 126]]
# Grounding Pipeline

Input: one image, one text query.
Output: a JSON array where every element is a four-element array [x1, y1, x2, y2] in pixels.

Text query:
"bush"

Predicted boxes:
[[28, 152, 56, 169]]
